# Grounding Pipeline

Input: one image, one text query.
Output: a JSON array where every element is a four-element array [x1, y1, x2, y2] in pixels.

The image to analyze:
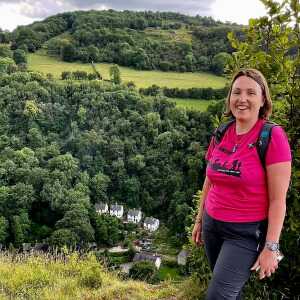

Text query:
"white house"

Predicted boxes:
[[177, 249, 188, 266], [133, 252, 161, 269], [143, 217, 159, 232], [95, 202, 108, 214], [127, 209, 142, 224], [110, 203, 124, 218]]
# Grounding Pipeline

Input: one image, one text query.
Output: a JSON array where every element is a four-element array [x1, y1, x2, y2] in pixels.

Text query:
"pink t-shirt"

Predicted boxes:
[[205, 119, 291, 222]]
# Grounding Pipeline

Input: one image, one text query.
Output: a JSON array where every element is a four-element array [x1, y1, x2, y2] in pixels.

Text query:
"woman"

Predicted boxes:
[[192, 68, 291, 299]]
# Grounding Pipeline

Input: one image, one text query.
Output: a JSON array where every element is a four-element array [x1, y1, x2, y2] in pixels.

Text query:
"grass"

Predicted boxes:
[[0, 252, 180, 300], [166, 98, 212, 111], [144, 26, 192, 43], [27, 52, 227, 89], [158, 265, 182, 281]]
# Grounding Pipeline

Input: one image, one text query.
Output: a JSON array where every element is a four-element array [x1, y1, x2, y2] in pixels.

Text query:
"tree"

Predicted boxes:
[[11, 212, 31, 247], [0, 57, 16, 73], [61, 43, 77, 62], [87, 45, 99, 62], [45, 37, 69, 56], [13, 49, 27, 65], [55, 204, 95, 244], [109, 64, 121, 84], [0, 29, 10, 44], [94, 214, 123, 246], [210, 52, 231, 75], [13, 27, 42, 52], [91, 172, 110, 202], [0, 45, 12, 58], [49, 228, 78, 248], [129, 261, 159, 283], [0, 216, 8, 243]]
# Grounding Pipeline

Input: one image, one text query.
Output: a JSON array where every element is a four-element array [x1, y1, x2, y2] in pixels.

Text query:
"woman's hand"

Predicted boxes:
[[192, 221, 204, 247], [251, 248, 279, 279]]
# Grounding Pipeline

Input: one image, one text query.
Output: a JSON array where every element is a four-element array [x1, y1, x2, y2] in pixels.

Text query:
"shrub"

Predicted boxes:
[[129, 261, 159, 284], [79, 265, 102, 289], [61, 71, 72, 80]]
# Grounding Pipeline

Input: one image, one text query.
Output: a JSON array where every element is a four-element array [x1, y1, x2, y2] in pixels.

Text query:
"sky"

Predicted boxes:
[[0, 0, 268, 31]]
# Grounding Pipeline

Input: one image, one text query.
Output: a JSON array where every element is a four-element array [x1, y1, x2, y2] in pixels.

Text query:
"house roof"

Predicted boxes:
[[144, 217, 159, 225], [95, 202, 107, 210], [128, 209, 141, 217], [133, 252, 161, 263], [111, 204, 123, 211]]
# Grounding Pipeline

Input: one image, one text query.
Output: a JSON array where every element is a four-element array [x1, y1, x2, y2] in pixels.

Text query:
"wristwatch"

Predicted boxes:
[[265, 241, 280, 251]]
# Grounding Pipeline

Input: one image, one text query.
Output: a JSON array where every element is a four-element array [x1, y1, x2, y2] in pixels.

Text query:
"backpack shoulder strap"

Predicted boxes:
[[256, 121, 278, 168], [213, 119, 235, 144]]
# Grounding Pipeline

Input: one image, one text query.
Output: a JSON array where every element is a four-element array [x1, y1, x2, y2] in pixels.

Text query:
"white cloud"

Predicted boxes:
[[0, 3, 40, 31], [211, 0, 266, 25], [0, 0, 269, 31]]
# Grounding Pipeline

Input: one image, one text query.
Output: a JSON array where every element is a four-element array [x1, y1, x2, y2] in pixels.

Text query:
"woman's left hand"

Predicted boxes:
[[250, 248, 279, 279]]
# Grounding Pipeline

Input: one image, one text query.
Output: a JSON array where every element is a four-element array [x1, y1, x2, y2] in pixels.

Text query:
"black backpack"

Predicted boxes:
[[213, 119, 278, 169]]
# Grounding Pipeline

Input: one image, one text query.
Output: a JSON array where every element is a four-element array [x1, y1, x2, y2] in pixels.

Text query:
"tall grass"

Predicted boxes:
[[0, 251, 180, 300]]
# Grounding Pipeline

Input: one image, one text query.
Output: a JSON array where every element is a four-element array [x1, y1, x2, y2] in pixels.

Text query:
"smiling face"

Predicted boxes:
[[229, 75, 265, 123]]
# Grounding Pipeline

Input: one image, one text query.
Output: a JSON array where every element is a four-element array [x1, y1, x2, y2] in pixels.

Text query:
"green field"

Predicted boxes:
[[28, 53, 227, 89], [166, 98, 212, 111]]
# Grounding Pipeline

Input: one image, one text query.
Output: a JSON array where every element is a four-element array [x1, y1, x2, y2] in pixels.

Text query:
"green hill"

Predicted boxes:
[[11, 10, 243, 74]]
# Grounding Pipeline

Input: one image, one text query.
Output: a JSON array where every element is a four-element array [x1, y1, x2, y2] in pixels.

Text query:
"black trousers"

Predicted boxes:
[[202, 210, 267, 300]]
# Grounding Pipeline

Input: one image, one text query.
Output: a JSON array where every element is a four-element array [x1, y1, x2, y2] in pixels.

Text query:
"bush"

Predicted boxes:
[[49, 229, 78, 248], [73, 70, 88, 80], [61, 71, 72, 80], [129, 261, 159, 284], [140, 85, 228, 100], [79, 265, 102, 289], [87, 73, 98, 80], [13, 49, 27, 65]]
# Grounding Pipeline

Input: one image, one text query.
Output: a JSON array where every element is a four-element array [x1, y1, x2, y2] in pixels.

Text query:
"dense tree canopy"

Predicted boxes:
[[0, 62, 214, 247]]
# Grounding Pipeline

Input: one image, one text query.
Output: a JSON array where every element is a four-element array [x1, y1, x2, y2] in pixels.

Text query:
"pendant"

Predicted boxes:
[[232, 144, 238, 153]]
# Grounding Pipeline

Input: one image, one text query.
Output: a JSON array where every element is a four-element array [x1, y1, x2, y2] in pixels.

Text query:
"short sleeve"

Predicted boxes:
[[205, 136, 215, 161], [265, 126, 292, 166]]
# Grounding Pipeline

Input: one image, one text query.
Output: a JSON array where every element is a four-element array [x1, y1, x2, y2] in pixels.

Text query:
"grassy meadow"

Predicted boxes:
[[27, 52, 225, 111], [144, 27, 193, 44], [166, 98, 212, 111], [28, 52, 227, 89]]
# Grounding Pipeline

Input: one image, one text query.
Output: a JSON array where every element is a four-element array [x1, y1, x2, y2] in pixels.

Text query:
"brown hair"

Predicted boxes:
[[224, 68, 272, 119]]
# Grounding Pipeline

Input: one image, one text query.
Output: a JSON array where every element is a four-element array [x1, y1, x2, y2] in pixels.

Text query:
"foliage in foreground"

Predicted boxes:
[[0, 252, 180, 300]]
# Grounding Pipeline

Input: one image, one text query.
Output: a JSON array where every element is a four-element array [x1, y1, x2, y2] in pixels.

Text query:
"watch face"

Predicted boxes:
[[267, 242, 279, 251]]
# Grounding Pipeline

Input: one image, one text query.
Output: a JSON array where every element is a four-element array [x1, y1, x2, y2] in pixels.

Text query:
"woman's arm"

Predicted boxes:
[[251, 161, 291, 279], [192, 176, 212, 246], [265, 161, 291, 242], [195, 176, 212, 223]]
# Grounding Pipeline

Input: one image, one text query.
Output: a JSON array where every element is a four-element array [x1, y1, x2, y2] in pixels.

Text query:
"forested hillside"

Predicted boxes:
[[0, 68, 215, 248], [7, 10, 243, 74]]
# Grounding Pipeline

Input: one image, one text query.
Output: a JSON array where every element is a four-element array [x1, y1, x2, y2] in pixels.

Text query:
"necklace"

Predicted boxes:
[[232, 133, 245, 153]]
